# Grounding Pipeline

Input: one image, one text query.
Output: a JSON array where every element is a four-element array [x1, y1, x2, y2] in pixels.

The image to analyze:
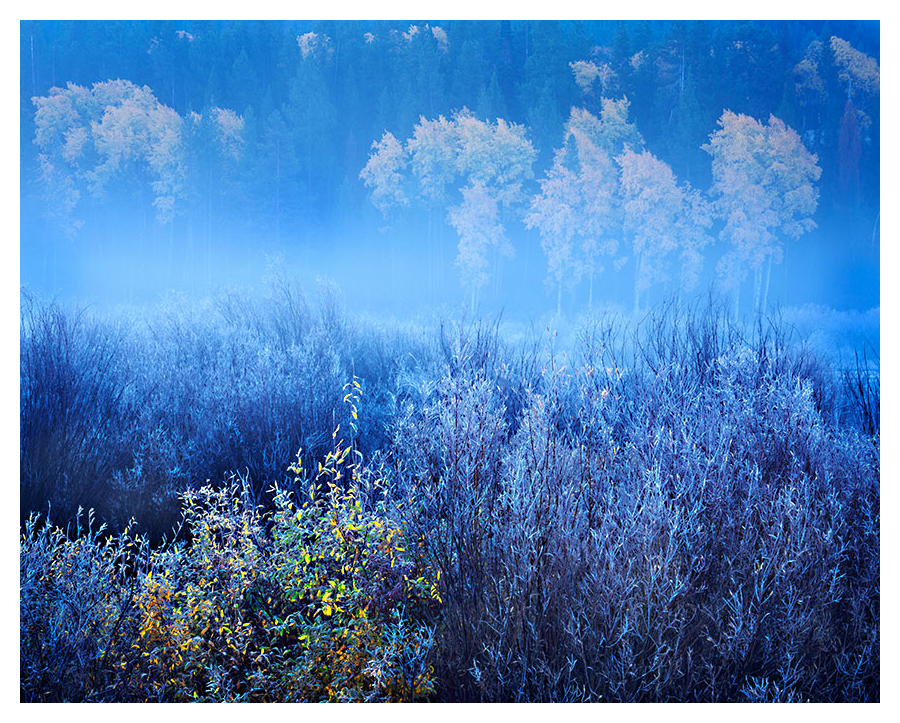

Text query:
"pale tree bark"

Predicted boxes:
[[753, 266, 763, 315], [633, 250, 643, 314], [588, 269, 594, 310]]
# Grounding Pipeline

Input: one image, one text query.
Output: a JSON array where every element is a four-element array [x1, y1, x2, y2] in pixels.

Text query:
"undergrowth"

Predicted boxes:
[[21, 416, 440, 702], [21, 292, 878, 702]]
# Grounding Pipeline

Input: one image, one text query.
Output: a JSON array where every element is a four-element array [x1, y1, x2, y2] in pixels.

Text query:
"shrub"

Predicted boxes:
[[20, 294, 150, 527], [20, 286, 440, 536], [21, 425, 440, 702], [20, 295, 879, 702], [388, 302, 879, 702], [20, 509, 149, 702]]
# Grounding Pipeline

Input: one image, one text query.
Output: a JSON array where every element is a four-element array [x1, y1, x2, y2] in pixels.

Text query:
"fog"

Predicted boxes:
[[20, 19, 879, 326], [18, 21, 882, 702], [20, 200, 880, 317]]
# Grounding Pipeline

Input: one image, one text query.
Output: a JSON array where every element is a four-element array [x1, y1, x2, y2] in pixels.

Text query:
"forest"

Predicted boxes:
[[21, 19, 879, 312], [20, 19, 879, 703]]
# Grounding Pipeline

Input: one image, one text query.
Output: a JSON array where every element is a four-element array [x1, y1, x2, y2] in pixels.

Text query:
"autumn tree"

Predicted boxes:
[[569, 59, 618, 101], [454, 111, 535, 207], [449, 110, 535, 305], [830, 36, 880, 102], [359, 130, 410, 298], [447, 181, 511, 310], [526, 102, 641, 315], [525, 147, 581, 316], [32, 79, 187, 236], [361, 109, 535, 310], [31, 79, 247, 293], [406, 115, 457, 208], [359, 131, 409, 222], [406, 114, 459, 290], [568, 99, 643, 157], [615, 146, 712, 312], [676, 184, 714, 295], [616, 148, 684, 312], [703, 111, 820, 317]]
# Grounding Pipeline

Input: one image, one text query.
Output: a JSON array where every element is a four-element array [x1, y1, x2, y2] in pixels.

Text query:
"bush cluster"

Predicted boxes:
[[20, 282, 435, 534], [388, 301, 879, 702], [21, 292, 878, 701], [21, 426, 440, 702]]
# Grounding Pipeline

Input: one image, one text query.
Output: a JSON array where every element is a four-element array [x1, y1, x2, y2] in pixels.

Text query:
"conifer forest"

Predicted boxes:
[[20, 19, 879, 703]]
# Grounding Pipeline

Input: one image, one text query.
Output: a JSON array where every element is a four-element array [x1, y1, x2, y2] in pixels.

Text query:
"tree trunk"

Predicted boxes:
[[761, 255, 773, 315], [753, 265, 762, 315], [427, 210, 434, 305], [872, 211, 880, 253], [168, 221, 174, 288], [633, 251, 643, 314], [30, 35, 36, 98], [438, 210, 445, 293], [390, 233, 397, 310], [188, 215, 195, 295], [275, 153, 281, 244], [492, 245, 502, 301]]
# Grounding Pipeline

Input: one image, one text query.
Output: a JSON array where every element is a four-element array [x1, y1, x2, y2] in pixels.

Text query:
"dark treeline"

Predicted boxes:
[[20, 20, 880, 313]]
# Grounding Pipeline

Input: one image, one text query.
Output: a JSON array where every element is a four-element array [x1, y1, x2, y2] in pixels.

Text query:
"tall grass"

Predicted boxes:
[[20, 284, 435, 534]]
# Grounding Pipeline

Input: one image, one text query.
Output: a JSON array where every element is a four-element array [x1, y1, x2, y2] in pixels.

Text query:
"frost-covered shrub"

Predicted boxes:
[[20, 286, 441, 535], [20, 294, 150, 526], [20, 293, 878, 701], [20, 509, 149, 702], [20, 430, 440, 702], [388, 301, 879, 702]]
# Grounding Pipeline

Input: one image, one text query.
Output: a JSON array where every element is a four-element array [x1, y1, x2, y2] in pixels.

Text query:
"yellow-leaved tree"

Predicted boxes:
[[703, 111, 821, 317], [32, 80, 187, 234], [616, 148, 713, 312], [617, 148, 685, 312], [526, 102, 640, 315], [361, 109, 535, 311]]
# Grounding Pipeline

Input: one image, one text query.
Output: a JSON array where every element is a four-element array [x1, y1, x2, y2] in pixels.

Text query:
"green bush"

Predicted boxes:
[[21, 427, 440, 702]]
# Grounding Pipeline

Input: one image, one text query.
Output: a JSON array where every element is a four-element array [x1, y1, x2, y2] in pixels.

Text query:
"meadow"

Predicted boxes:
[[20, 285, 879, 702]]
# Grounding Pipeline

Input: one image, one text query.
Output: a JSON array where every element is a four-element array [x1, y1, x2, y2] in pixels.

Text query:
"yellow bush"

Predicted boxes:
[[126, 426, 439, 702], [22, 400, 441, 702]]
